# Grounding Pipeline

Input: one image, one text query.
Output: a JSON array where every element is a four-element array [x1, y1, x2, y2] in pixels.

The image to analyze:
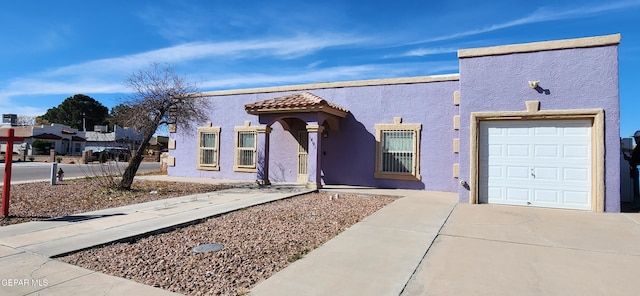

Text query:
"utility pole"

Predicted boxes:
[[82, 112, 86, 132]]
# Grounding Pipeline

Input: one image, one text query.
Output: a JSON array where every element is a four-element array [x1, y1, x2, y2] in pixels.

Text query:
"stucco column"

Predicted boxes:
[[306, 124, 324, 189], [256, 126, 272, 185]]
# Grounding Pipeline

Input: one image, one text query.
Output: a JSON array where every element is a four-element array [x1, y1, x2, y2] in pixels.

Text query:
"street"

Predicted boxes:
[[0, 161, 161, 183]]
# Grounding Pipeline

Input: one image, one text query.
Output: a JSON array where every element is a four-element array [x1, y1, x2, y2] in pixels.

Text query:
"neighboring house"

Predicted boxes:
[[168, 34, 621, 212], [0, 122, 87, 156], [147, 136, 168, 154], [84, 125, 144, 153]]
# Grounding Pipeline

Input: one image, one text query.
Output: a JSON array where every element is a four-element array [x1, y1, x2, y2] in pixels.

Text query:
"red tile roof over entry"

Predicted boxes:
[[244, 92, 349, 116]]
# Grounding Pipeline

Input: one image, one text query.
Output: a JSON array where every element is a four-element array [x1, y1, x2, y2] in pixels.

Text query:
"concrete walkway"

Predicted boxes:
[[0, 177, 312, 296], [249, 189, 458, 296], [1, 175, 640, 295]]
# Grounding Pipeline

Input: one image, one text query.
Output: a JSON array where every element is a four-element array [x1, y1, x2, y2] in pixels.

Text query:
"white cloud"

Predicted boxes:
[[0, 33, 371, 107], [409, 1, 640, 44], [385, 47, 458, 58], [0, 79, 126, 103], [198, 62, 459, 90], [44, 34, 368, 78]]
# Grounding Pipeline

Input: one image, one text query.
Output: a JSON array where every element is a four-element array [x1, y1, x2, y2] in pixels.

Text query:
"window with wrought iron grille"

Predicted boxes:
[[197, 125, 220, 170], [374, 118, 421, 180], [234, 124, 258, 172]]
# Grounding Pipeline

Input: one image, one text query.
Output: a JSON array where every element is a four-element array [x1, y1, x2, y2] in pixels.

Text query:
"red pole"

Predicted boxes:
[[2, 129, 15, 217]]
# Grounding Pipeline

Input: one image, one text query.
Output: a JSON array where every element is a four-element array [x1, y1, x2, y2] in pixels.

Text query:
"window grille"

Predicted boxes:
[[381, 130, 415, 173], [374, 119, 421, 180], [200, 132, 217, 165], [237, 131, 256, 167], [197, 125, 220, 170]]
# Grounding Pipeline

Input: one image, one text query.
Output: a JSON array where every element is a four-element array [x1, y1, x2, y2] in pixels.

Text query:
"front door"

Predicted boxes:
[[297, 131, 308, 184]]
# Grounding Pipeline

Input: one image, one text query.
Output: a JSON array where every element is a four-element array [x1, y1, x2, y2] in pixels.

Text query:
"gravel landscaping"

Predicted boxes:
[[0, 178, 234, 226], [59, 192, 396, 296]]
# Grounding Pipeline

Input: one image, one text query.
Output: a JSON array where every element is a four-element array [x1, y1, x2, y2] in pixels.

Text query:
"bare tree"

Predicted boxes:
[[117, 63, 211, 190], [16, 115, 36, 126]]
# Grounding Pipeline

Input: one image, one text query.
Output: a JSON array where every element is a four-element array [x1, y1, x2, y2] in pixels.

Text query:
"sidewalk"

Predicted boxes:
[[0, 177, 313, 295]]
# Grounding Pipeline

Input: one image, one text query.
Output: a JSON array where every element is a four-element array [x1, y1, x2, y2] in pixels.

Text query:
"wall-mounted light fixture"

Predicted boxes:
[[528, 80, 550, 95], [322, 129, 329, 138]]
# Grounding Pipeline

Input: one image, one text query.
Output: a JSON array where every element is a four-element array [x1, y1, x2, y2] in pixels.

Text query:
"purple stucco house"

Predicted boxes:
[[168, 34, 621, 212]]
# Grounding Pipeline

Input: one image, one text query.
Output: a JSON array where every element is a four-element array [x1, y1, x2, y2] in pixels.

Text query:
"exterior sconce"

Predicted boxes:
[[322, 129, 329, 138], [528, 81, 540, 89]]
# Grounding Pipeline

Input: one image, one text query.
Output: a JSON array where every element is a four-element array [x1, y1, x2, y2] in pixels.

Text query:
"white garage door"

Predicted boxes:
[[479, 119, 592, 210]]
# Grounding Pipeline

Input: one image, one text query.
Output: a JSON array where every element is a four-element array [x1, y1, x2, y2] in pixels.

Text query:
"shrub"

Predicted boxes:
[[98, 150, 108, 163], [31, 140, 52, 155]]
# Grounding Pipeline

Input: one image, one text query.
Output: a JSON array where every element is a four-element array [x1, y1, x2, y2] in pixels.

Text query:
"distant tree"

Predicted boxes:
[[117, 63, 211, 190], [16, 115, 36, 126], [34, 116, 50, 126], [39, 94, 109, 130], [107, 104, 132, 128]]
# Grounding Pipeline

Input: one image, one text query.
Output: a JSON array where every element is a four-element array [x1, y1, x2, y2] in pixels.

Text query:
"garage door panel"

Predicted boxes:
[[505, 188, 529, 202], [534, 126, 560, 136], [507, 127, 530, 136], [506, 144, 530, 157], [533, 167, 558, 180], [562, 125, 590, 136], [479, 119, 592, 210], [488, 165, 503, 178], [534, 189, 559, 203], [534, 145, 559, 157], [563, 145, 590, 158], [487, 186, 502, 199], [563, 167, 590, 182], [506, 166, 530, 179], [563, 191, 590, 209], [487, 145, 503, 157]]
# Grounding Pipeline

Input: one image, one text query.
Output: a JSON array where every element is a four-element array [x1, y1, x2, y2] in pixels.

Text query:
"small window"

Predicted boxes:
[[375, 118, 421, 180], [234, 124, 258, 172], [197, 125, 220, 171]]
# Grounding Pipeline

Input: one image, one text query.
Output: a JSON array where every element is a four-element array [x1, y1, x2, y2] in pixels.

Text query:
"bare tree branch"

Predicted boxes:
[[117, 63, 211, 189]]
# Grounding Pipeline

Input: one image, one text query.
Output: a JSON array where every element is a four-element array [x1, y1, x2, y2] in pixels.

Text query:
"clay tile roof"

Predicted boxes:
[[0, 127, 32, 138], [72, 135, 86, 142], [244, 92, 349, 117], [33, 133, 62, 140]]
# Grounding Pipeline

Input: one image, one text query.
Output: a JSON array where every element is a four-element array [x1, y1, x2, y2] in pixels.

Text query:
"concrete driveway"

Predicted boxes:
[[402, 204, 640, 296], [251, 186, 640, 296]]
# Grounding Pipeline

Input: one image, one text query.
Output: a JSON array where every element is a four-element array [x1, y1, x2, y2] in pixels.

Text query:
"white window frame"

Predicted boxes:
[[374, 118, 421, 181], [197, 125, 220, 171], [234, 124, 258, 172]]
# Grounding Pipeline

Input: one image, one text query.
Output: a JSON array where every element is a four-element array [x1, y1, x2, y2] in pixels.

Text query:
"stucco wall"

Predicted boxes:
[[169, 34, 620, 212], [171, 93, 260, 181], [457, 45, 620, 211], [169, 79, 460, 192]]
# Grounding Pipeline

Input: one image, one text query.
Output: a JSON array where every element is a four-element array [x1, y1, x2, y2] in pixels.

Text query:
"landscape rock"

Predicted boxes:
[[60, 192, 395, 295]]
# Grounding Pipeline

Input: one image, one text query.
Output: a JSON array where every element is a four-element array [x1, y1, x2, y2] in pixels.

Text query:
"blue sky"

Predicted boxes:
[[1, 0, 639, 136]]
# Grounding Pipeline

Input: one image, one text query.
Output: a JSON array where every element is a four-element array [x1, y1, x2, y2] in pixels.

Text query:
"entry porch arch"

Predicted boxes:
[[244, 92, 349, 188]]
